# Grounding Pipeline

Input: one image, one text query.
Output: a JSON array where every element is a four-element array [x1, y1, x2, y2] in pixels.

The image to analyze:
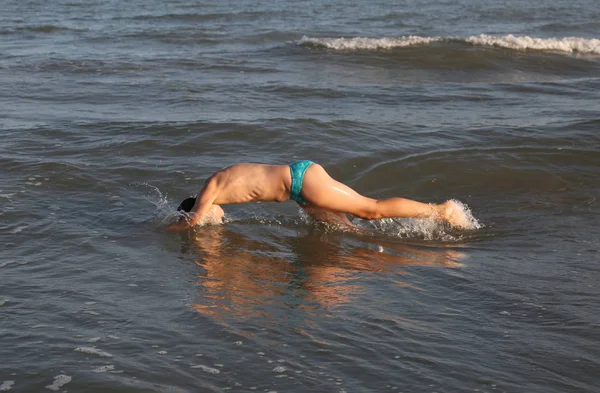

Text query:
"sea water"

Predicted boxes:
[[1, 0, 599, 392]]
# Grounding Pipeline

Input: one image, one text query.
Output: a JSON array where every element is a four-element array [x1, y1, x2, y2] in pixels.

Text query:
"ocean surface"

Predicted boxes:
[[1, 0, 599, 392]]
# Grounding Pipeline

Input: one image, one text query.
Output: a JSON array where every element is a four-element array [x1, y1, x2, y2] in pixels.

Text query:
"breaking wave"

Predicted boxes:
[[299, 34, 600, 55]]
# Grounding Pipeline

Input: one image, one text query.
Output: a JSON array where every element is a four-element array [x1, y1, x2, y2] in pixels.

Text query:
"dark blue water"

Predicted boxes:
[[1, 1, 599, 392]]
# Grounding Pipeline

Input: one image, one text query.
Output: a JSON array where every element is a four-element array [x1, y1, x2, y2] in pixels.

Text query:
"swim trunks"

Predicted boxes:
[[289, 160, 314, 205]]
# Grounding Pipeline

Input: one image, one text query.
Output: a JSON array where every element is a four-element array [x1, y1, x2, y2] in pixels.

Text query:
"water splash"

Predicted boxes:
[[133, 183, 179, 224], [369, 200, 481, 241], [445, 199, 481, 230], [300, 200, 481, 241], [137, 183, 228, 227]]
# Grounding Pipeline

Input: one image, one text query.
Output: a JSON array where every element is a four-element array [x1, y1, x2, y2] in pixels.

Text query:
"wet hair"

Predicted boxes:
[[177, 197, 196, 213]]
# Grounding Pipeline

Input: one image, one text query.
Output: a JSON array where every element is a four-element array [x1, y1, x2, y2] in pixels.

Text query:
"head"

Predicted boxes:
[[177, 197, 196, 213]]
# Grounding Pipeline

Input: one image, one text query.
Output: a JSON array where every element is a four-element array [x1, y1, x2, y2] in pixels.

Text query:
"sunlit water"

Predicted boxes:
[[1, 0, 599, 392]]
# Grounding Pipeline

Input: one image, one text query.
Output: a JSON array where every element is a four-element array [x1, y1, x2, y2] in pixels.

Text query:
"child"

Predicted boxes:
[[167, 161, 472, 230]]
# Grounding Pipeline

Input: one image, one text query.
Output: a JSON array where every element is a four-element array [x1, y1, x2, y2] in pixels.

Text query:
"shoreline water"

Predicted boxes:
[[2, 0, 599, 392]]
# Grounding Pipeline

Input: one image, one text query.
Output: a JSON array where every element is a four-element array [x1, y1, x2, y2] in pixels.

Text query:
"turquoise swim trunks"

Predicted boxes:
[[289, 160, 314, 205]]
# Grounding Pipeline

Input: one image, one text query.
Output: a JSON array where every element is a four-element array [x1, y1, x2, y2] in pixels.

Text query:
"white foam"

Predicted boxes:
[[74, 346, 113, 358], [466, 34, 600, 54], [299, 34, 600, 54], [299, 35, 439, 50], [301, 198, 479, 241], [370, 199, 480, 241], [10, 226, 27, 234], [45, 375, 71, 391], [190, 364, 220, 374], [0, 381, 15, 391], [92, 365, 115, 373], [273, 366, 286, 373], [445, 199, 481, 230]]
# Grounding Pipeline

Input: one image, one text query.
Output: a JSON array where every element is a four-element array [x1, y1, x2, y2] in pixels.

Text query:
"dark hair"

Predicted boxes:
[[177, 197, 196, 213]]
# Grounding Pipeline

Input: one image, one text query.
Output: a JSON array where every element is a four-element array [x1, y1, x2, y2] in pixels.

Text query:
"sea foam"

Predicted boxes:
[[74, 346, 113, 358], [45, 375, 71, 392], [92, 365, 115, 373], [190, 364, 220, 374], [299, 34, 600, 54]]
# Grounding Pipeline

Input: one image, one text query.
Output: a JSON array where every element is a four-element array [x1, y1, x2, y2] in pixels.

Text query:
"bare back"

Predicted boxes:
[[206, 163, 291, 205]]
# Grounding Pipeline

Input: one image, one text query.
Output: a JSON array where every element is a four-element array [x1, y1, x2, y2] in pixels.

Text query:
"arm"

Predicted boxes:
[[166, 179, 220, 231]]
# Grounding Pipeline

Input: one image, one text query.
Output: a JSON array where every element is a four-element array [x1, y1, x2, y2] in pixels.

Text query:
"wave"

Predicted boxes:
[[0, 25, 88, 34], [129, 10, 278, 22], [299, 34, 600, 55]]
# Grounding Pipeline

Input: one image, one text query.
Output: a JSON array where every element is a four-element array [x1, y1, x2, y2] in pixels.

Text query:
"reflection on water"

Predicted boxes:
[[183, 225, 465, 320]]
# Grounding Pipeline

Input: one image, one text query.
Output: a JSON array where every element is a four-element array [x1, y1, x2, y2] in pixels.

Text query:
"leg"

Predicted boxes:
[[300, 205, 356, 228], [300, 164, 467, 227]]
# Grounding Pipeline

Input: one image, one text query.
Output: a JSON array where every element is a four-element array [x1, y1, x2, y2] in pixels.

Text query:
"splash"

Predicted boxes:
[[370, 200, 481, 241], [299, 200, 480, 241], [133, 183, 181, 225], [137, 183, 176, 219], [136, 183, 226, 227], [298, 199, 483, 237], [444, 199, 481, 230], [299, 35, 600, 55]]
